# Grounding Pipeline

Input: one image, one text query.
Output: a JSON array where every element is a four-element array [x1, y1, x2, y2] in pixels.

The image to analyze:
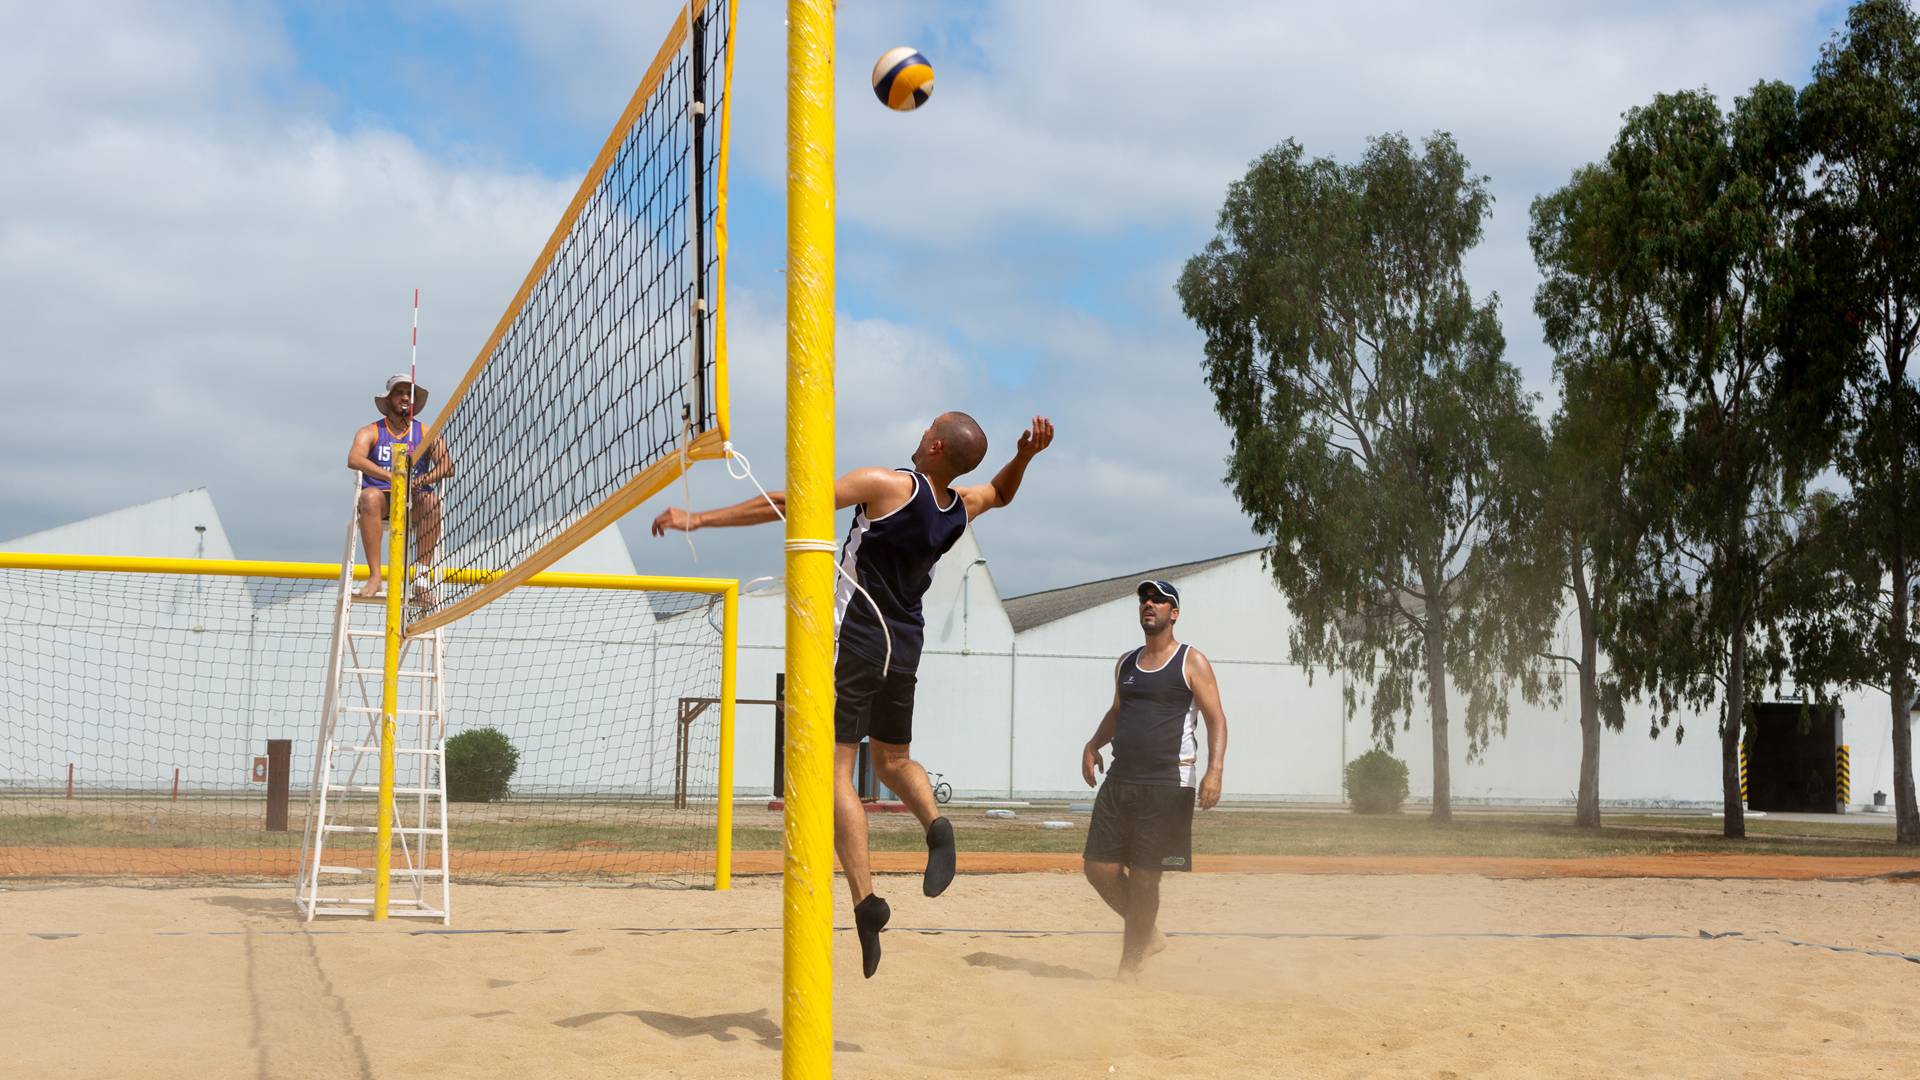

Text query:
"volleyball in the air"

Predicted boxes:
[[872, 47, 934, 112]]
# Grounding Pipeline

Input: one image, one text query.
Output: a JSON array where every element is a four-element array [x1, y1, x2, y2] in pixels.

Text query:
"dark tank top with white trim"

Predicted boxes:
[[834, 469, 966, 673], [1107, 643, 1200, 788]]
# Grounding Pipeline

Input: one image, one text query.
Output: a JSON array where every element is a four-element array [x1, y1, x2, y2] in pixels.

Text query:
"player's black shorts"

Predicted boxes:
[[1083, 778, 1196, 871], [834, 648, 918, 745]]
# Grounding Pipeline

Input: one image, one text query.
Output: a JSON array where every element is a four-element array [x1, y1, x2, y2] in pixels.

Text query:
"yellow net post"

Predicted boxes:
[[716, 582, 739, 891], [785, 0, 834, 1075], [374, 445, 410, 921]]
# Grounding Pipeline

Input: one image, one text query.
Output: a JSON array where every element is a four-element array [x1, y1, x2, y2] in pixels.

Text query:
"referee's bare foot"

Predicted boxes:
[[354, 581, 382, 599]]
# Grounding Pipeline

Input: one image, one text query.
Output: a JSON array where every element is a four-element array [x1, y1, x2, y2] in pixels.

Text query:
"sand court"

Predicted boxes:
[[5, 869, 1919, 1079]]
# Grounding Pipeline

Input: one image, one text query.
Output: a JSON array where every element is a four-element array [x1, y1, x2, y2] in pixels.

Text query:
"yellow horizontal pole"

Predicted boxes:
[[0, 552, 736, 595]]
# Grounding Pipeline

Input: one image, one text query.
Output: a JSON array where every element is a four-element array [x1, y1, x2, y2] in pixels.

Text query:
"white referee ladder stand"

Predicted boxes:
[[296, 480, 452, 922]]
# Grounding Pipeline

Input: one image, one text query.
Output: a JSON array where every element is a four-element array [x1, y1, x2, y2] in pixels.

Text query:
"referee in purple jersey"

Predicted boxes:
[[1080, 578, 1229, 979]]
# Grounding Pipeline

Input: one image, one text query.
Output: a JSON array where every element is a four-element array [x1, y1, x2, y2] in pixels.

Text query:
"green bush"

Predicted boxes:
[[1345, 748, 1409, 814], [444, 727, 519, 803]]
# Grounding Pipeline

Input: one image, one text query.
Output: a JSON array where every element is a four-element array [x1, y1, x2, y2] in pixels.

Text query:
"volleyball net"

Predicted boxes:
[[411, 0, 738, 635]]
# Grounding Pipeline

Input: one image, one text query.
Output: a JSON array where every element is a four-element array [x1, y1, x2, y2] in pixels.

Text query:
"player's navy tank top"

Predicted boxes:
[[1107, 643, 1200, 787], [835, 468, 966, 673], [362, 420, 434, 492]]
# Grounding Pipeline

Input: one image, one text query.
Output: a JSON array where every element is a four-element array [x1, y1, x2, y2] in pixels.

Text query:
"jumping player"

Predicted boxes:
[[652, 412, 1054, 977], [1080, 579, 1229, 979]]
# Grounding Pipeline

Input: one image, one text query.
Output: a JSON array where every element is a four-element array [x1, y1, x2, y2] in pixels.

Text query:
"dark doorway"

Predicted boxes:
[[1746, 702, 1844, 813]]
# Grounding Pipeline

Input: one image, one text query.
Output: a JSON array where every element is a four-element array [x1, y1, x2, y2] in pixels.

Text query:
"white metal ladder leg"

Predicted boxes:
[[296, 478, 452, 923]]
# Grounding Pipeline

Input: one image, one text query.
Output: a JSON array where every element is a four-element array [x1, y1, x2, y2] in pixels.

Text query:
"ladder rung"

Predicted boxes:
[[309, 897, 444, 910], [341, 668, 435, 678], [304, 905, 446, 918], [340, 706, 435, 715], [343, 746, 439, 755], [316, 866, 444, 878], [322, 825, 444, 835], [332, 785, 439, 795]]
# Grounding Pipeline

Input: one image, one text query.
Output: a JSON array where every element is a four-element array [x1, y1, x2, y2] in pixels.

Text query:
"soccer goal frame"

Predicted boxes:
[[0, 549, 740, 892]]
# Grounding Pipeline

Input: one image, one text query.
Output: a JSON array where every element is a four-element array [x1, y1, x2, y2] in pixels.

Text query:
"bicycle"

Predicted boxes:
[[927, 771, 953, 805]]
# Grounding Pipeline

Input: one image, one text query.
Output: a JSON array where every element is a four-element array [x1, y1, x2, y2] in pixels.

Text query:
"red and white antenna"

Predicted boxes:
[[409, 287, 420, 414]]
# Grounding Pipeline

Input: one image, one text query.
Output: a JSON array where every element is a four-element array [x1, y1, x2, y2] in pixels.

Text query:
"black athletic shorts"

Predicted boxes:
[[1083, 778, 1196, 871], [834, 648, 917, 745]]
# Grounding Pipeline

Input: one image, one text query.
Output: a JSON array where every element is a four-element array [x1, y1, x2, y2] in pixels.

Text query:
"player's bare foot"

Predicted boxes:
[[854, 894, 890, 979], [923, 816, 956, 897], [1146, 928, 1169, 959]]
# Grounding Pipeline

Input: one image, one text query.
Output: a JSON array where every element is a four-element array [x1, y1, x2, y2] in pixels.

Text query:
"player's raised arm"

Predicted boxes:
[[650, 466, 913, 535], [959, 416, 1053, 520], [1185, 648, 1229, 810]]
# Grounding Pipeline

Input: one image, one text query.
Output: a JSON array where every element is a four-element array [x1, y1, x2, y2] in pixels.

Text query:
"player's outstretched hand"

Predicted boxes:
[[1016, 416, 1054, 459], [1081, 742, 1104, 788], [651, 507, 696, 536]]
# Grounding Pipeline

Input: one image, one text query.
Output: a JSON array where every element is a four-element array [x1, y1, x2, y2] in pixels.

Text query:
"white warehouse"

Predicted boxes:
[[4, 489, 1907, 810]]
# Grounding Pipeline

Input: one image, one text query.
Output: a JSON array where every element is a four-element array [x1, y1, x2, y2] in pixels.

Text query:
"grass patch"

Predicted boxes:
[[4, 804, 1910, 861], [861, 807, 1914, 859]]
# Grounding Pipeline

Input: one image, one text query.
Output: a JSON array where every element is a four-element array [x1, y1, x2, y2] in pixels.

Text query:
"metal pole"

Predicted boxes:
[[716, 583, 738, 891], [785, 1, 835, 1074], [690, 1, 710, 428], [961, 558, 985, 655], [1007, 639, 1017, 800], [375, 444, 409, 920]]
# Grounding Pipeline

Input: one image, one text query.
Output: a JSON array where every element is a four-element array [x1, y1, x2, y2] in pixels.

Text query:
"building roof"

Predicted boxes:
[[1002, 548, 1265, 632], [2, 488, 235, 561]]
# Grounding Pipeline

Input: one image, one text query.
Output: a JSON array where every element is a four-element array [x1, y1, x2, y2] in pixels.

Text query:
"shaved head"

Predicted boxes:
[[931, 411, 988, 474]]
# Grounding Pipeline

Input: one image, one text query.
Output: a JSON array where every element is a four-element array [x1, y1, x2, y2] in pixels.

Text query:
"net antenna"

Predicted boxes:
[[409, 0, 737, 635], [409, 287, 420, 418]]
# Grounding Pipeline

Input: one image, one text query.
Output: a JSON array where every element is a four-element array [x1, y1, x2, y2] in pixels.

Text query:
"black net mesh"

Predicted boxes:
[[415, 0, 733, 627]]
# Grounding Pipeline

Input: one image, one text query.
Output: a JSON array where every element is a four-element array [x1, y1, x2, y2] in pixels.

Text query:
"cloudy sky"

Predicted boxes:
[[0, 0, 1843, 597]]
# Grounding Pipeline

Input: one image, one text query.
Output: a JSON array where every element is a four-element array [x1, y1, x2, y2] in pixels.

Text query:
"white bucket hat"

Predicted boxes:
[[375, 374, 429, 420]]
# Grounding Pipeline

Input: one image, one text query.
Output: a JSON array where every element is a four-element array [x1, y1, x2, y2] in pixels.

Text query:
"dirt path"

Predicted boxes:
[[5, 846, 1916, 880]]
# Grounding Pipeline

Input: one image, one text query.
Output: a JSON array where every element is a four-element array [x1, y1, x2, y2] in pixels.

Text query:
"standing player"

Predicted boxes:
[[1080, 579, 1229, 979], [652, 412, 1053, 977]]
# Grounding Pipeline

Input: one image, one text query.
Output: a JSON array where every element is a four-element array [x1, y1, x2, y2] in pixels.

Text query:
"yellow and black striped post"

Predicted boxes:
[[1739, 744, 1749, 805], [1836, 744, 1851, 810]]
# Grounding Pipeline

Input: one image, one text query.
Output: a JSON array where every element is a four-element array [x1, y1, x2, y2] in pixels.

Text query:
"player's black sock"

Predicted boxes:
[[923, 816, 956, 898], [854, 893, 890, 979]]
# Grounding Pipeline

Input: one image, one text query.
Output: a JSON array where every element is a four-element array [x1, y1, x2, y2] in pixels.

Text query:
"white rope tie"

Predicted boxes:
[[725, 441, 893, 676]]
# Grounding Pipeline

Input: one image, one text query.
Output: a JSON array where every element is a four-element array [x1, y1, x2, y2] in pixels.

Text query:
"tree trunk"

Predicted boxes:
[[1723, 630, 1747, 840], [1425, 595, 1452, 823], [1889, 360, 1917, 844], [1571, 544, 1601, 829], [1891, 548, 1917, 845]]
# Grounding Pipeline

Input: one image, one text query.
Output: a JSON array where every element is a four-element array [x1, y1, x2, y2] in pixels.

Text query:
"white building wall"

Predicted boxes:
[[5, 489, 1907, 809]]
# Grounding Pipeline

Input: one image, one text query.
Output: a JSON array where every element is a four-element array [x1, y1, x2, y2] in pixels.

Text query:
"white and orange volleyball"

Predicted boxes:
[[871, 47, 934, 111]]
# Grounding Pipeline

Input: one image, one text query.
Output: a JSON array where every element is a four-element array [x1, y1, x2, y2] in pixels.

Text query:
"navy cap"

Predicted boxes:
[[1136, 580, 1180, 607]]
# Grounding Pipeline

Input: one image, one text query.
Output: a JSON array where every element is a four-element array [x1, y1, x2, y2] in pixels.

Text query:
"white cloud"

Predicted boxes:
[[0, 0, 1839, 597]]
